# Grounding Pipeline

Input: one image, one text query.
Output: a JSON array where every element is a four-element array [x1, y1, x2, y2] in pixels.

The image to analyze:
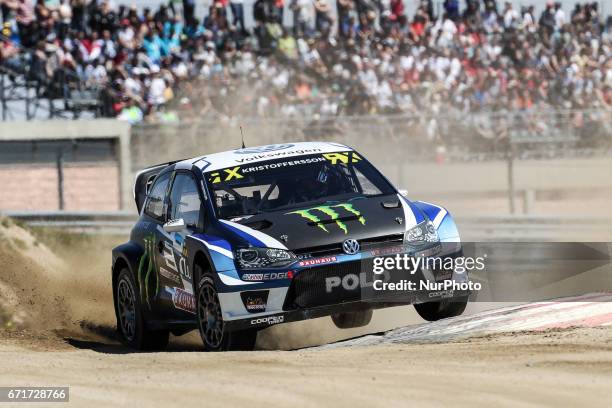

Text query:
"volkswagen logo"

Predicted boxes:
[[342, 239, 360, 255], [235, 144, 294, 154]]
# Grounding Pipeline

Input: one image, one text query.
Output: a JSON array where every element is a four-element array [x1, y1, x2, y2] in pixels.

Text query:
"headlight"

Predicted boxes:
[[404, 221, 439, 244], [235, 248, 297, 269]]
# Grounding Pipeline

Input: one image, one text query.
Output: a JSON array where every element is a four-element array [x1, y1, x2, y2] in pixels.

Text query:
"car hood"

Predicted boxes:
[[219, 195, 419, 252]]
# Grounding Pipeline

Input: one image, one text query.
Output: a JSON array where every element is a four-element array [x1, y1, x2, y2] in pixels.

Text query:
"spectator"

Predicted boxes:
[[0, 0, 608, 123], [118, 96, 143, 123], [390, 0, 405, 23], [291, 0, 312, 36], [443, 0, 459, 21], [6, 0, 35, 47], [278, 27, 298, 59], [230, 0, 245, 33], [337, 0, 353, 37], [503, 2, 519, 28], [539, 1, 556, 35], [183, 0, 195, 24], [273, 0, 284, 24], [554, 2, 566, 29], [314, 0, 332, 34]]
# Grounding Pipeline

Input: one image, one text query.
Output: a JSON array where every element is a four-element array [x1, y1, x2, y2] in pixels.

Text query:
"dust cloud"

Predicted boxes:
[[0, 217, 415, 350]]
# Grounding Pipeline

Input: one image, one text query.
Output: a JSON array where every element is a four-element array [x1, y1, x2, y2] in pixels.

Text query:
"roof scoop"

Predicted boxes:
[[381, 200, 400, 209], [243, 219, 273, 231]]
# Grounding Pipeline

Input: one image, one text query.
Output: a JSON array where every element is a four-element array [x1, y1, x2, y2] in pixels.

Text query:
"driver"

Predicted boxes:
[[291, 166, 335, 203], [293, 177, 326, 202]]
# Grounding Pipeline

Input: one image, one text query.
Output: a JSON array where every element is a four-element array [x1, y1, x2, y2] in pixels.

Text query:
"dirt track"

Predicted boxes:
[[1, 219, 612, 406], [1, 327, 611, 407]]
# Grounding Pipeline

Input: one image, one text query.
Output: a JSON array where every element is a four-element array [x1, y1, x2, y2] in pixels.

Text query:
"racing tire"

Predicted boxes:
[[413, 296, 469, 322], [196, 273, 257, 352], [115, 268, 170, 351], [331, 310, 373, 329]]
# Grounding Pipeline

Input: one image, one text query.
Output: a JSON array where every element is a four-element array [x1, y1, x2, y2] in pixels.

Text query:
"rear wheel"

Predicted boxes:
[[331, 310, 373, 329], [115, 268, 169, 350], [414, 296, 468, 322], [196, 273, 257, 351]]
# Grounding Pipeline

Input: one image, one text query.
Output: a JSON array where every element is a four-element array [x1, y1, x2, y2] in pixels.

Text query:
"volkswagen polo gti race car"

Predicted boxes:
[[112, 142, 469, 351]]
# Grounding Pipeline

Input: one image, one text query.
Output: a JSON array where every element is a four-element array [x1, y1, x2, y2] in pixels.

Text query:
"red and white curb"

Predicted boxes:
[[319, 293, 612, 348]]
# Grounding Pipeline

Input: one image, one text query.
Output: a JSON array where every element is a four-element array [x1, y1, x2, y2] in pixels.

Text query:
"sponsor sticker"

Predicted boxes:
[[159, 267, 181, 284], [241, 290, 269, 313], [299, 256, 337, 267], [245, 300, 266, 311], [324, 271, 391, 293], [285, 203, 366, 234], [209, 166, 243, 183], [172, 288, 196, 314], [428, 290, 455, 299], [250, 315, 284, 325], [233, 148, 322, 163], [241, 157, 327, 174], [322, 151, 361, 165], [371, 245, 409, 257], [241, 271, 294, 281]]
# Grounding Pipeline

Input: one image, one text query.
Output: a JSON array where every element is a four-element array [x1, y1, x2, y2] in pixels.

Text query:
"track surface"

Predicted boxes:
[[1, 222, 612, 406], [318, 293, 612, 348], [1, 298, 612, 407]]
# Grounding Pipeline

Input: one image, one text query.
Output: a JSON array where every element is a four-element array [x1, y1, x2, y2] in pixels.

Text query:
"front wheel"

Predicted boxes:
[[414, 296, 468, 322], [115, 268, 169, 350], [331, 310, 373, 329], [196, 274, 257, 351]]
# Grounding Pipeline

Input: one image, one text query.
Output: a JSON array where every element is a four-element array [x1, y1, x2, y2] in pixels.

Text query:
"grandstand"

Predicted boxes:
[[0, 0, 610, 124], [0, 49, 102, 120]]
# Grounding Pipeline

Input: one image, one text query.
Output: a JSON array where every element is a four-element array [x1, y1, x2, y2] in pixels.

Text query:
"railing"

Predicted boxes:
[[131, 109, 612, 170], [0, 47, 103, 121], [4, 211, 612, 242], [126, 110, 612, 214], [2, 211, 137, 235]]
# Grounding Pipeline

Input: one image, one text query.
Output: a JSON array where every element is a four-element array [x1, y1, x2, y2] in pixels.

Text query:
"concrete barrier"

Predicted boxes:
[[0, 120, 132, 211], [4, 211, 612, 241]]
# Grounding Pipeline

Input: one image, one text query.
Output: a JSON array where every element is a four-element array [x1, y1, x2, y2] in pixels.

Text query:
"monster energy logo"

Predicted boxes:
[[286, 203, 366, 234], [137, 234, 159, 309]]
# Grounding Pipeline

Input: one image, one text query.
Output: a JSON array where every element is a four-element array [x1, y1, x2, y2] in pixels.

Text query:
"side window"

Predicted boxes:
[[144, 173, 171, 220], [353, 167, 383, 195], [169, 173, 202, 229]]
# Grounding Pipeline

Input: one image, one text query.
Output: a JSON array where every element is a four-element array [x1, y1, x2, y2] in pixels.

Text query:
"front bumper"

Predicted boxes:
[[218, 242, 469, 331]]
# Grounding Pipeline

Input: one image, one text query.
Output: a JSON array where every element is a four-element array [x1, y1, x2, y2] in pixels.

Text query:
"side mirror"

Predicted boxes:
[[163, 218, 186, 233], [398, 189, 408, 197]]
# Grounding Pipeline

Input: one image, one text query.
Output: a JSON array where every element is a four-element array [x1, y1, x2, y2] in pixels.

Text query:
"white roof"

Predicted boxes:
[[193, 142, 353, 172]]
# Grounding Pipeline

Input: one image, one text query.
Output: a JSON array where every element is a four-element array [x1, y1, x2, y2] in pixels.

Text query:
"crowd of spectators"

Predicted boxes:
[[0, 0, 611, 123]]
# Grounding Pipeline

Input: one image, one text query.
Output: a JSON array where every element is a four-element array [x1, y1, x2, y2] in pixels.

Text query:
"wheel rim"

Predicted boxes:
[[117, 278, 136, 341], [198, 283, 224, 349]]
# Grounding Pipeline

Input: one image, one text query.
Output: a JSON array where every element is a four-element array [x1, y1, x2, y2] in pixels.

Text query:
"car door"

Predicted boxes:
[[138, 171, 173, 315], [163, 171, 204, 317]]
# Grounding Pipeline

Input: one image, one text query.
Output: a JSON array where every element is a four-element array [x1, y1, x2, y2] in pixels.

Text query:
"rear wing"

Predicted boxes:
[[133, 159, 185, 213]]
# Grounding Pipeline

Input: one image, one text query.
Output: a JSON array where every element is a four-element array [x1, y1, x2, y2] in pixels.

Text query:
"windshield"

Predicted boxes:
[[205, 151, 396, 219]]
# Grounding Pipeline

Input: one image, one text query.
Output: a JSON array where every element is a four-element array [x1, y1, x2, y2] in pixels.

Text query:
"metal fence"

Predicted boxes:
[[131, 109, 612, 169], [5, 211, 612, 241], [130, 109, 612, 215]]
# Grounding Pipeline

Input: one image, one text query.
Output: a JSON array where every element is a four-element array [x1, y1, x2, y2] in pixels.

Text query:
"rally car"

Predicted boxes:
[[112, 142, 468, 351]]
